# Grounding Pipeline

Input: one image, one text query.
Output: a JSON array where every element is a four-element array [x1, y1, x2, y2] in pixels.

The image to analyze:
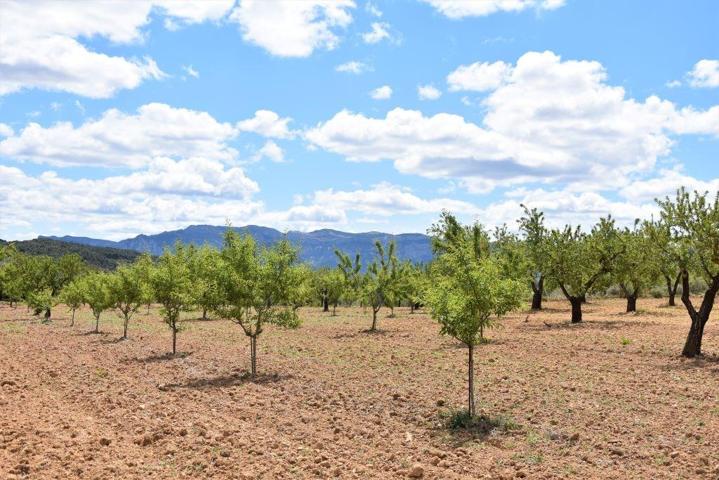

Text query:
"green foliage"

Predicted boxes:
[[59, 278, 85, 325], [80, 271, 113, 333], [151, 244, 194, 353], [612, 222, 660, 298], [335, 249, 363, 304], [214, 230, 309, 375], [426, 236, 525, 347], [312, 267, 346, 314], [361, 240, 402, 330], [108, 263, 146, 338], [0, 237, 141, 270], [186, 245, 223, 319]]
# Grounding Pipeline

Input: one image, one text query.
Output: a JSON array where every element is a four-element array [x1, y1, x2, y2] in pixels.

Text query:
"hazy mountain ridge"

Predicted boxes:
[[45, 225, 433, 267]]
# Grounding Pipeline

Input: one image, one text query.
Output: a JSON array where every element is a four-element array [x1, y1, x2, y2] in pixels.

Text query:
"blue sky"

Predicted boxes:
[[0, 0, 717, 240]]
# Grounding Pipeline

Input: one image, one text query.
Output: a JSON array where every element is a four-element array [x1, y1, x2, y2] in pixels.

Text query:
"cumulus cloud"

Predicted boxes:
[[229, 0, 355, 57], [0, 103, 238, 168], [0, 0, 233, 98], [687, 59, 719, 88], [256, 141, 285, 163], [236, 110, 296, 139], [417, 84, 442, 100], [421, 0, 565, 19], [370, 85, 393, 100], [308, 51, 718, 193]]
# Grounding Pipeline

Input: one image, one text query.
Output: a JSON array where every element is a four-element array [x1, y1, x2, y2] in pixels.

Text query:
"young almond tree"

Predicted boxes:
[[426, 217, 525, 417], [59, 278, 85, 326], [517, 205, 550, 310], [312, 268, 346, 315], [187, 244, 223, 320], [335, 249, 363, 306], [108, 264, 145, 339], [657, 188, 719, 357], [645, 220, 685, 306], [214, 231, 308, 377], [362, 241, 400, 331], [82, 272, 113, 334], [133, 253, 155, 314], [151, 245, 194, 355], [612, 222, 660, 312], [545, 217, 623, 323]]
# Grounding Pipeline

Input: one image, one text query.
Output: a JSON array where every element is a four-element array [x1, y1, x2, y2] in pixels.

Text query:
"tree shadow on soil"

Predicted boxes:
[[433, 411, 523, 448], [661, 355, 719, 372], [522, 319, 655, 331], [123, 352, 194, 364], [331, 329, 392, 340], [165, 372, 291, 390]]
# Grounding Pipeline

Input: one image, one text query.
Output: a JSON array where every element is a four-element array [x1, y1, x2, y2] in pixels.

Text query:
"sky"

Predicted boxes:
[[0, 0, 718, 241]]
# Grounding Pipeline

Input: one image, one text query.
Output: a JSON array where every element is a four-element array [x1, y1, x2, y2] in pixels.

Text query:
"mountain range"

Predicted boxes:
[[44, 225, 434, 268]]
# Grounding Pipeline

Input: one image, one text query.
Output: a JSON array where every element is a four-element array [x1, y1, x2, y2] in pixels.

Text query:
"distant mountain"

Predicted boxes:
[[0, 237, 142, 270], [45, 225, 434, 267]]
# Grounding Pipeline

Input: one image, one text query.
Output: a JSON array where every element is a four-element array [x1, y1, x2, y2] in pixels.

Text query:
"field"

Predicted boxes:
[[1, 299, 718, 479]]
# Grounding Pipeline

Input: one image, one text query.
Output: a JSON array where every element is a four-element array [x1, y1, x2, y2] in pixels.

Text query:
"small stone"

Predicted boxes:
[[669, 451, 680, 459], [408, 464, 424, 478], [99, 438, 111, 446], [569, 433, 580, 442], [436, 399, 445, 407]]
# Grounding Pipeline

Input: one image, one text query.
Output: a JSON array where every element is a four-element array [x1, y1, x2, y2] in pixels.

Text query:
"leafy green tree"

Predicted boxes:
[[214, 231, 308, 377], [545, 217, 623, 323], [312, 268, 346, 315], [656, 188, 719, 357], [133, 253, 155, 314], [612, 222, 660, 312], [335, 249, 363, 306], [403, 262, 428, 313], [645, 220, 685, 306], [81, 272, 113, 334], [108, 264, 145, 339], [426, 218, 525, 417], [362, 241, 400, 331], [517, 205, 550, 310], [59, 278, 85, 326], [187, 245, 223, 320], [151, 245, 194, 355]]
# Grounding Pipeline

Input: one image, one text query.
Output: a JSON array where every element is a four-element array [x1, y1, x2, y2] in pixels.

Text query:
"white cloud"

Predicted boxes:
[[308, 51, 718, 193], [336, 61, 371, 74], [0, 103, 238, 168], [182, 65, 200, 78], [308, 182, 478, 217], [687, 59, 719, 88], [370, 85, 393, 100], [366, 2, 383, 17], [447, 60, 513, 91], [362, 22, 391, 44], [256, 141, 285, 163], [619, 168, 719, 203], [236, 110, 296, 139], [0, 124, 14, 137], [0, 0, 233, 98], [229, 0, 355, 57], [421, 0, 565, 18], [417, 84, 442, 100], [0, 160, 260, 240], [666, 79, 682, 88]]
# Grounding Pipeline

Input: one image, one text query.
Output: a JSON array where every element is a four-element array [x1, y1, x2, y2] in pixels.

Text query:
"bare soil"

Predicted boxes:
[[1, 298, 718, 479]]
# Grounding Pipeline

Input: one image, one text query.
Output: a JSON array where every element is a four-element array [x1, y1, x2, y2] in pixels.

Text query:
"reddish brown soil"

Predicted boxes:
[[1, 298, 718, 479]]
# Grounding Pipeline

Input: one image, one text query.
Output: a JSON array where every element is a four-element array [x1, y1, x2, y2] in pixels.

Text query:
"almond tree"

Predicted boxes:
[[517, 205, 550, 310], [312, 268, 346, 315], [108, 263, 145, 339], [612, 222, 660, 312], [645, 220, 685, 306], [151, 245, 194, 355], [545, 217, 623, 323], [214, 231, 308, 377], [81, 272, 113, 334], [657, 188, 719, 357], [362, 241, 400, 331], [187, 244, 223, 320], [59, 278, 85, 326], [426, 217, 525, 417]]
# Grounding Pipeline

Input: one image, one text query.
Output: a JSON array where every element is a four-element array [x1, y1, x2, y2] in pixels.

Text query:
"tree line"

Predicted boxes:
[[1, 187, 717, 418]]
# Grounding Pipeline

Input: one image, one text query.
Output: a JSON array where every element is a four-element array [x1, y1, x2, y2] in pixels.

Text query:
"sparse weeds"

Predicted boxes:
[[441, 408, 520, 433]]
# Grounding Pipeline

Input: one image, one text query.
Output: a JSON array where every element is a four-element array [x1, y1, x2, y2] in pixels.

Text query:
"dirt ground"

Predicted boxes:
[[1, 297, 718, 479]]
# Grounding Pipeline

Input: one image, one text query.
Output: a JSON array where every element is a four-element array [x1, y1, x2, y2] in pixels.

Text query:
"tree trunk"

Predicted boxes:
[[332, 304, 337, 316], [531, 275, 544, 310], [250, 336, 257, 377], [579, 293, 587, 304], [172, 325, 177, 355], [323, 296, 329, 312], [70, 309, 75, 327], [94, 313, 100, 333], [665, 273, 680, 307], [626, 295, 637, 313], [371, 308, 378, 331], [570, 297, 582, 323], [467, 344, 475, 417], [122, 315, 129, 339], [44, 307, 51, 322], [680, 271, 719, 358], [410, 303, 415, 314], [202, 307, 207, 320]]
